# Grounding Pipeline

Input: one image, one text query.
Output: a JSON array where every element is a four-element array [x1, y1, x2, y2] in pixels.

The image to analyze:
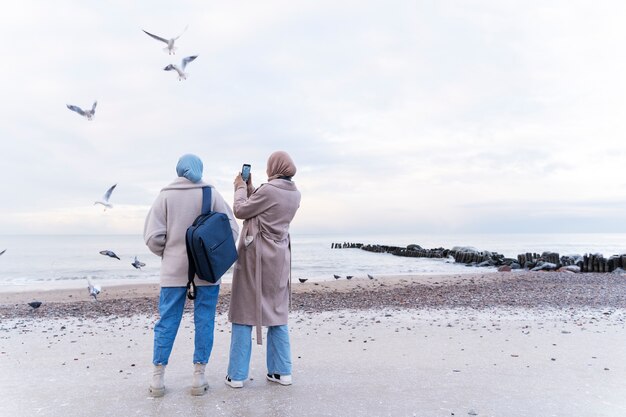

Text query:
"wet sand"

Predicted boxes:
[[1, 272, 625, 416]]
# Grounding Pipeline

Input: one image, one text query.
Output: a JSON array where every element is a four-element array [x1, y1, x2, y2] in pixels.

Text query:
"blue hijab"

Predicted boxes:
[[176, 154, 203, 183]]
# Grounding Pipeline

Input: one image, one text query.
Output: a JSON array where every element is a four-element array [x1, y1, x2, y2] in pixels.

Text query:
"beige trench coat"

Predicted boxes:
[[228, 179, 301, 344]]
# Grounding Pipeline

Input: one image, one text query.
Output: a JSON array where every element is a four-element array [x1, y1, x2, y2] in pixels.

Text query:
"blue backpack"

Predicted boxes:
[[185, 187, 238, 299]]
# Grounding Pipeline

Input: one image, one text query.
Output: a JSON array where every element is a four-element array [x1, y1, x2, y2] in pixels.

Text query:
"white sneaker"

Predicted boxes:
[[225, 375, 244, 388], [266, 373, 292, 386]]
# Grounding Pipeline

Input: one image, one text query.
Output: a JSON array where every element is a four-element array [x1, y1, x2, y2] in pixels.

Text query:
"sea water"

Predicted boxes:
[[0, 233, 625, 290]]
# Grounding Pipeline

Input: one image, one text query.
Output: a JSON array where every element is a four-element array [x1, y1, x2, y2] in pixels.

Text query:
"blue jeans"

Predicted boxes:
[[227, 323, 292, 381], [153, 285, 220, 365]]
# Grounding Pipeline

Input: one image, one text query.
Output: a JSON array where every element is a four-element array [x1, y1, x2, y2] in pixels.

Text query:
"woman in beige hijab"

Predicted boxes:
[[225, 151, 301, 388]]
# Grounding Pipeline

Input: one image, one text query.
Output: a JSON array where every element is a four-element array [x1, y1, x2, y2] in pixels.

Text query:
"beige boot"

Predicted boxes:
[[191, 363, 208, 396], [149, 364, 166, 397]]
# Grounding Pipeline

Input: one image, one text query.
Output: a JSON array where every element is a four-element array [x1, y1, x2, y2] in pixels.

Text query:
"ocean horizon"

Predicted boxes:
[[1, 233, 625, 291]]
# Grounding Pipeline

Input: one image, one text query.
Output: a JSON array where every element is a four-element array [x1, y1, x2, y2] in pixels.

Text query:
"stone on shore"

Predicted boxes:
[[558, 265, 581, 273], [531, 262, 558, 271], [451, 246, 481, 254]]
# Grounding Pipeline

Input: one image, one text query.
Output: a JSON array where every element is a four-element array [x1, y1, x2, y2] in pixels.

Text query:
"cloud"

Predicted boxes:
[[1, 1, 626, 235]]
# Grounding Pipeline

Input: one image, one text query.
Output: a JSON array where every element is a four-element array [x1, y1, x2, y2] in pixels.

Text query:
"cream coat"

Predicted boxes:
[[228, 179, 301, 344], [144, 177, 239, 287]]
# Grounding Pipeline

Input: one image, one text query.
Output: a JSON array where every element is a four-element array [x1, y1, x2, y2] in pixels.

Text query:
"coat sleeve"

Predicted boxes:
[[144, 193, 167, 257], [211, 188, 240, 243], [233, 185, 276, 220]]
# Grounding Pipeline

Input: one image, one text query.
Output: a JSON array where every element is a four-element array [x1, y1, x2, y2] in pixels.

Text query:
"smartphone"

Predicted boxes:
[[241, 164, 251, 182]]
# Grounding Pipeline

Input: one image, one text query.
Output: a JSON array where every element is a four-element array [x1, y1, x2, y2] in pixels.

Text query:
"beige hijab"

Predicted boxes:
[[266, 151, 297, 181]]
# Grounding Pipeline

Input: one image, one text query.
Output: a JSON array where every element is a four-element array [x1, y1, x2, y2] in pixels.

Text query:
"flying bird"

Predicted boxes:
[[142, 26, 188, 55], [0, 249, 6, 256], [87, 277, 101, 300], [67, 101, 97, 120], [28, 301, 42, 309], [298, 278, 308, 283], [367, 274, 374, 280], [346, 275, 353, 280], [94, 184, 117, 210], [333, 274, 341, 279], [164, 55, 198, 81], [100, 250, 120, 260], [131, 256, 146, 269]]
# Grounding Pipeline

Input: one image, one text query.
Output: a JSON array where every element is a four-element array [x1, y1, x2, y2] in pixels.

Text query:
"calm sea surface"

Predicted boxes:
[[0, 233, 625, 290]]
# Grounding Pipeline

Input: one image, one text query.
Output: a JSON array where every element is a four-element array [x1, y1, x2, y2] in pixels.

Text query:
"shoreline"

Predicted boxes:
[[0, 272, 507, 303], [2, 271, 625, 319]]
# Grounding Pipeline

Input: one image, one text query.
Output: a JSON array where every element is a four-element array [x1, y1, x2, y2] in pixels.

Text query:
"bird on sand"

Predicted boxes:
[[0, 249, 6, 256], [131, 256, 146, 269], [67, 101, 97, 120], [28, 301, 42, 309], [87, 277, 101, 300], [142, 26, 188, 55], [94, 184, 117, 210], [164, 55, 198, 81], [100, 250, 120, 260], [367, 274, 374, 280], [346, 275, 353, 280], [333, 274, 341, 279], [298, 278, 308, 283]]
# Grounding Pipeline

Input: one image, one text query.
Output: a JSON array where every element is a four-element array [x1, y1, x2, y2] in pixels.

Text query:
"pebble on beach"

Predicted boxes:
[[1, 272, 625, 320]]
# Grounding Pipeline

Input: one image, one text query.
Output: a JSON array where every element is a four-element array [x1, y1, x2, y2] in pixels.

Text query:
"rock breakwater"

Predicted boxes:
[[333, 242, 626, 273]]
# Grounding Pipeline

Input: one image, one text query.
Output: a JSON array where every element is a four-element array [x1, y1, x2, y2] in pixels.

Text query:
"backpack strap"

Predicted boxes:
[[186, 235, 197, 300], [186, 186, 213, 300], [201, 186, 212, 215]]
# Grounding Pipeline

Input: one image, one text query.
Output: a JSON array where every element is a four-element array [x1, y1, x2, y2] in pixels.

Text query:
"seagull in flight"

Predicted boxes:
[[131, 256, 146, 269], [142, 26, 188, 55], [94, 184, 117, 210], [164, 55, 198, 81], [0, 249, 6, 256], [298, 278, 308, 283], [67, 101, 97, 121], [100, 250, 120, 260], [87, 277, 101, 301]]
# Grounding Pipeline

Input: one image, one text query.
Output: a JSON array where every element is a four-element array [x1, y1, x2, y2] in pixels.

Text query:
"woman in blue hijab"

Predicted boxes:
[[144, 153, 239, 397]]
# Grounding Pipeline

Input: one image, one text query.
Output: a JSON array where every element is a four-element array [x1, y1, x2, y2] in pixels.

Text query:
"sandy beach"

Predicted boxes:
[[1, 272, 625, 416]]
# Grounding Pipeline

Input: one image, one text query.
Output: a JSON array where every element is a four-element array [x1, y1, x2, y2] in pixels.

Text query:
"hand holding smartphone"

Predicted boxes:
[[241, 164, 251, 182]]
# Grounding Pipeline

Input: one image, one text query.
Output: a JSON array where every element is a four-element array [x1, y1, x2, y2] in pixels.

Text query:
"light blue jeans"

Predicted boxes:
[[153, 285, 220, 365], [227, 323, 292, 381]]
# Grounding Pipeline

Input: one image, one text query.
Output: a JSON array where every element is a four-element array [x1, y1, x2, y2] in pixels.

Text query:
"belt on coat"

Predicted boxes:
[[254, 222, 291, 345]]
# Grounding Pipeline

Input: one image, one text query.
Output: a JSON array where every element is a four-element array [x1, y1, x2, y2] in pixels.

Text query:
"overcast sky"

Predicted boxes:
[[1, 1, 625, 235]]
